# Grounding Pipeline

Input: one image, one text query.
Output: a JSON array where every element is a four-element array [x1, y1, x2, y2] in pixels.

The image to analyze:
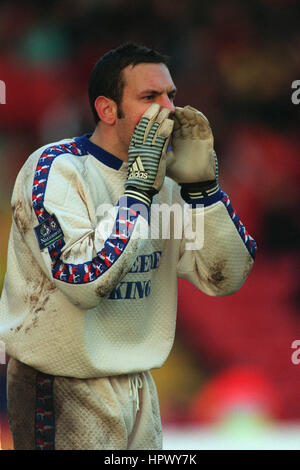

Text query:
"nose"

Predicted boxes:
[[159, 94, 175, 114]]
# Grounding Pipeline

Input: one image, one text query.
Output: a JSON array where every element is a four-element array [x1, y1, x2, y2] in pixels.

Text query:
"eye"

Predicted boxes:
[[143, 95, 154, 101]]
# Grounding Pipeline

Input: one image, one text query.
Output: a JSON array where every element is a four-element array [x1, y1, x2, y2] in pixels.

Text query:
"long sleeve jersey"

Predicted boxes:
[[0, 134, 256, 378]]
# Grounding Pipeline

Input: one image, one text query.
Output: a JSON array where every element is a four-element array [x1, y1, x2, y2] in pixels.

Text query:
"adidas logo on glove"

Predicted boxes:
[[129, 156, 148, 180]]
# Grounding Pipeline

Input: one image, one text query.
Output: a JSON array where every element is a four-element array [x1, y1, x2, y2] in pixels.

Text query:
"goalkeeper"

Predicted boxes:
[[0, 42, 256, 450]]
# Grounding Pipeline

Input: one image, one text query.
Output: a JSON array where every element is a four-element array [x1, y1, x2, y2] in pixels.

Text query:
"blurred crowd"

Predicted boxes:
[[0, 0, 299, 448]]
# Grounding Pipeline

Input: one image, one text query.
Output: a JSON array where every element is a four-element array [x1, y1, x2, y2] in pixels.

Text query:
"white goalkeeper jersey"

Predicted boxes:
[[0, 134, 256, 378]]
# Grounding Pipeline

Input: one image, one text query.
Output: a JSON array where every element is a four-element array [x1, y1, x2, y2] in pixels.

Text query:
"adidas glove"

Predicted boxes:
[[124, 103, 174, 206], [166, 105, 219, 201]]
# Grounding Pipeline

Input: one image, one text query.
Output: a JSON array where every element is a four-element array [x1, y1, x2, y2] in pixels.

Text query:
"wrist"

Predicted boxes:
[[118, 192, 151, 224], [180, 180, 219, 199], [180, 180, 222, 208], [124, 185, 159, 207]]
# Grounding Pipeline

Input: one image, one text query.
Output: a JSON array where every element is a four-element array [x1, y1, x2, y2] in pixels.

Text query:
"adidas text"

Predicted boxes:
[[129, 170, 148, 179]]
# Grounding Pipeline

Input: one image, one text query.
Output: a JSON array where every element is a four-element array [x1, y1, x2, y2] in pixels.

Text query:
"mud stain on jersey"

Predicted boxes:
[[95, 263, 127, 298], [10, 325, 23, 333], [95, 240, 138, 297], [23, 271, 57, 333], [207, 259, 226, 288], [62, 233, 94, 263], [243, 253, 254, 281], [62, 249, 71, 260], [12, 200, 29, 236]]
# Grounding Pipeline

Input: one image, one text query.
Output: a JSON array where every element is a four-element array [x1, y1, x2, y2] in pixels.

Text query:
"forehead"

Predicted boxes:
[[121, 62, 175, 94]]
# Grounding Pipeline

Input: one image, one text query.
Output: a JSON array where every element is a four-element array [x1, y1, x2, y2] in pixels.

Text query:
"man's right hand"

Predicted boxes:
[[124, 104, 174, 207]]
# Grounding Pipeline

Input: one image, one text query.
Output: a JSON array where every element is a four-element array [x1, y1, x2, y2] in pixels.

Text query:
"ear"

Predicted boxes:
[[94, 96, 117, 125]]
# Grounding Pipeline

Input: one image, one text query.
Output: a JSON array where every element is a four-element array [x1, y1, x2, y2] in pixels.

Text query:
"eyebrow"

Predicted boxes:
[[139, 88, 177, 97]]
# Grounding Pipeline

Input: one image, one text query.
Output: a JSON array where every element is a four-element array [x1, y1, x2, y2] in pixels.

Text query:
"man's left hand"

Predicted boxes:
[[166, 106, 219, 200]]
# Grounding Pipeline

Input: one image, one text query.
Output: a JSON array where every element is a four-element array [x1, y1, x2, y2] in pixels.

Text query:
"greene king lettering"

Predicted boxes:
[[109, 280, 151, 300], [108, 251, 161, 300], [130, 251, 161, 273]]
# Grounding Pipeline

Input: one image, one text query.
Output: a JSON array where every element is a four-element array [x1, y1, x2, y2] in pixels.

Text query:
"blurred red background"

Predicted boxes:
[[0, 0, 299, 450]]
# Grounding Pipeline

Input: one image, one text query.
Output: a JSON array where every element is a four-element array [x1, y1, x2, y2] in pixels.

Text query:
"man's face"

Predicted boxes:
[[115, 62, 177, 154]]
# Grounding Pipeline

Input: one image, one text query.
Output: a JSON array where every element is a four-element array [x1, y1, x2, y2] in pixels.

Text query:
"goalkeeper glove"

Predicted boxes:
[[124, 103, 174, 206], [166, 105, 219, 201]]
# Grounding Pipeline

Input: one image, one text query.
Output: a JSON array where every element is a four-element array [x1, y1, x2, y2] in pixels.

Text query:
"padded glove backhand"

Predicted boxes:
[[124, 103, 174, 206], [166, 106, 218, 185]]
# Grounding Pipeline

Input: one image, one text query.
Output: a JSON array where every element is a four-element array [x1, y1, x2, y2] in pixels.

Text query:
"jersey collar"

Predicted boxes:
[[75, 133, 124, 170]]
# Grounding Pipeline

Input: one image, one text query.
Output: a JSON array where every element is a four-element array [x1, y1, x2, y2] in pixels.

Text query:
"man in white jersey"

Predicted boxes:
[[0, 42, 256, 450]]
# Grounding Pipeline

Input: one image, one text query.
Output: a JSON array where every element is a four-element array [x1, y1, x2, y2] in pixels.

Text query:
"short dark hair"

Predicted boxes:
[[88, 42, 169, 124]]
